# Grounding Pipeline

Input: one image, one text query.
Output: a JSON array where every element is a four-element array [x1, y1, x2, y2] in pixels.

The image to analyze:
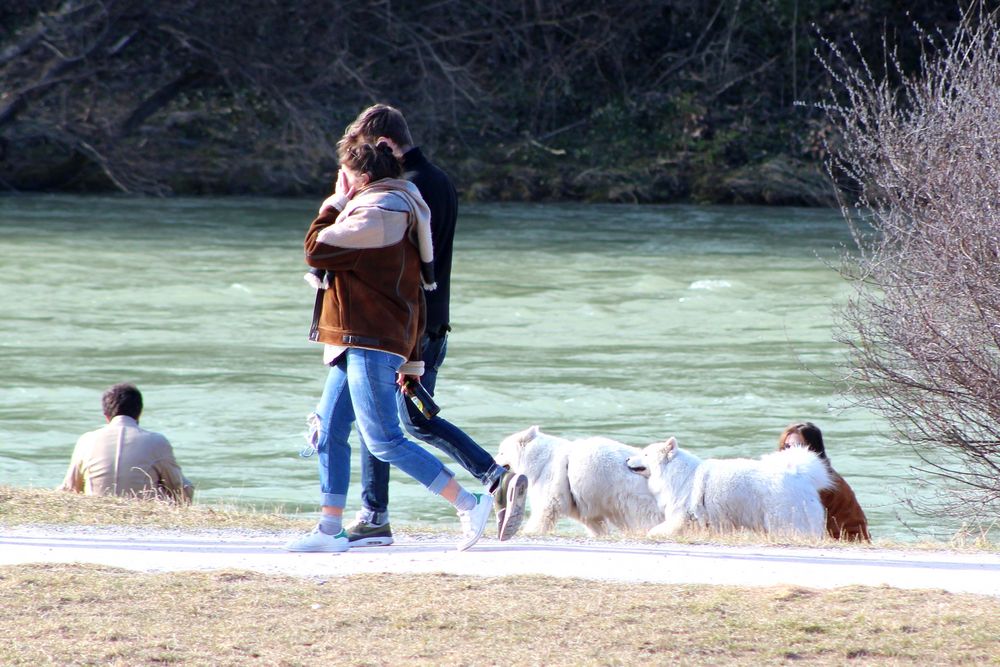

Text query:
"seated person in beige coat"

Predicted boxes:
[[59, 383, 193, 503]]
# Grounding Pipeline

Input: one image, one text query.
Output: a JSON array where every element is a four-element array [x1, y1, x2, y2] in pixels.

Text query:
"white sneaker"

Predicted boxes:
[[456, 493, 493, 551], [283, 526, 349, 552]]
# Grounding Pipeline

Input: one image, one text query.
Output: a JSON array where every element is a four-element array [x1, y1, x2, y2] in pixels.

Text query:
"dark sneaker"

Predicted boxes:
[[493, 470, 528, 542], [345, 518, 394, 547]]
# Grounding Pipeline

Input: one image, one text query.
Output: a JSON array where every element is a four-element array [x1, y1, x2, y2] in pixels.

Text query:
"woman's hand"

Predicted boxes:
[[334, 169, 356, 200]]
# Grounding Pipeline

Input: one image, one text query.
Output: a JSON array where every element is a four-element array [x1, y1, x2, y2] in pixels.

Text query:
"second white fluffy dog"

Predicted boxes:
[[626, 438, 833, 538]]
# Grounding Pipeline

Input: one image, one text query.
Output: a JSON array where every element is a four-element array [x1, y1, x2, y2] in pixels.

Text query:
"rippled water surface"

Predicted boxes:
[[0, 195, 951, 541]]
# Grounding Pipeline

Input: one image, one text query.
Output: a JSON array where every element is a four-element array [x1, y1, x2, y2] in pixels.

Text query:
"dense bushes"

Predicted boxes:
[[0, 1, 967, 202]]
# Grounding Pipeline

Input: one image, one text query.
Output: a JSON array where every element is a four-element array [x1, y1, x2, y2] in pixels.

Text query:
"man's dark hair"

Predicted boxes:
[[102, 383, 143, 420], [343, 104, 413, 147]]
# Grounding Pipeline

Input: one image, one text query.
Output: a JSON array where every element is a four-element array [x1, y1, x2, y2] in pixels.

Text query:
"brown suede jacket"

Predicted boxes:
[[821, 468, 871, 542], [304, 180, 431, 361]]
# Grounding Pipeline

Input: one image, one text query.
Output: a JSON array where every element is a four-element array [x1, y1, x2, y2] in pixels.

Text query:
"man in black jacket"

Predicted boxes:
[[337, 104, 527, 546]]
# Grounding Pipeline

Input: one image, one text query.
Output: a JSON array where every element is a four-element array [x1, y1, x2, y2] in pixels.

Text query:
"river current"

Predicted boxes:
[[0, 195, 949, 541]]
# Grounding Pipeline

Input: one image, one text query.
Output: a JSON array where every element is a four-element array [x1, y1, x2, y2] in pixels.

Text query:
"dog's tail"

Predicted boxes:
[[766, 446, 834, 491], [687, 465, 710, 527]]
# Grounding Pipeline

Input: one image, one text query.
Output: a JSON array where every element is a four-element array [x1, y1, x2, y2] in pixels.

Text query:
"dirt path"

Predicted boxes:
[[3, 526, 999, 597]]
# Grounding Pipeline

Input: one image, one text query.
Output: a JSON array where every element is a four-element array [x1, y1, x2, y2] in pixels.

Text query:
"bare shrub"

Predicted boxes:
[[820, 6, 1000, 525]]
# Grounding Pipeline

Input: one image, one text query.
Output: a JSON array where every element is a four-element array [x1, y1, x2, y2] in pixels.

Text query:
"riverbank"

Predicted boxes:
[[1, 140, 835, 206]]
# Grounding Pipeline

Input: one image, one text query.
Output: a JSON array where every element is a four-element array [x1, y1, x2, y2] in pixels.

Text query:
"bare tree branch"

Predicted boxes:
[[824, 6, 1000, 525]]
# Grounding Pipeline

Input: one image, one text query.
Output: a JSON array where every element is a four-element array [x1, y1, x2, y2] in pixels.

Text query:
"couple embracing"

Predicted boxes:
[[285, 105, 528, 553]]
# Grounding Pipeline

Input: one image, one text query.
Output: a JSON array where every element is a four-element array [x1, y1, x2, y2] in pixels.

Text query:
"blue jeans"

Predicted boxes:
[[358, 333, 504, 523], [314, 347, 454, 509]]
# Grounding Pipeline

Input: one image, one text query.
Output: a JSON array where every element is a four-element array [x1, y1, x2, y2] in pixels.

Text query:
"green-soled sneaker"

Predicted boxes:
[[457, 493, 493, 551], [345, 518, 394, 547], [284, 526, 349, 552]]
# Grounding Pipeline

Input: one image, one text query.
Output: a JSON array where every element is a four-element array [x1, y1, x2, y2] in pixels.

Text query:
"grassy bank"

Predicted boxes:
[[3, 564, 999, 666], [3, 486, 1000, 665], [3, 485, 994, 551], [0, 485, 309, 532]]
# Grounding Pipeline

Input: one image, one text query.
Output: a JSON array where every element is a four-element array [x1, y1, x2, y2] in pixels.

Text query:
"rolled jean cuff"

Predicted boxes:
[[320, 492, 347, 509], [358, 508, 389, 525], [426, 468, 454, 495], [482, 463, 506, 491]]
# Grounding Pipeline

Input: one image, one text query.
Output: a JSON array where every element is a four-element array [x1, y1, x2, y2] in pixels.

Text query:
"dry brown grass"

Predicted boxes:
[[3, 486, 1000, 664], [1, 564, 998, 666], [0, 485, 309, 532]]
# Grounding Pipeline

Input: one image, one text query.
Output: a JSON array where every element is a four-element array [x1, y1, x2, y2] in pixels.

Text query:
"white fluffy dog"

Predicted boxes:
[[495, 426, 662, 536], [626, 437, 833, 538]]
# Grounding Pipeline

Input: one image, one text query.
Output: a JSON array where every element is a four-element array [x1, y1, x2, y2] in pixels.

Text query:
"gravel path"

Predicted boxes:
[[3, 526, 999, 597]]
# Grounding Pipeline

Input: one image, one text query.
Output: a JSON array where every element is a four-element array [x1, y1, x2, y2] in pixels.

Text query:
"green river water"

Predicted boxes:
[[0, 195, 952, 541]]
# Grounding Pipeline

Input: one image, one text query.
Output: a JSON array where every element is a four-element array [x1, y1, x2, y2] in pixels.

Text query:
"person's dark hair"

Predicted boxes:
[[102, 383, 143, 420], [777, 421, 827, 459], [338, 141, 402, 182], [343, 103, 413, 147]]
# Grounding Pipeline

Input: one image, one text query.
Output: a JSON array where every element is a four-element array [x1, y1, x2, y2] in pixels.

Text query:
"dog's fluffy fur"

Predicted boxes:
[[495, 426, 662, 536], [626, 438, 833, 538]]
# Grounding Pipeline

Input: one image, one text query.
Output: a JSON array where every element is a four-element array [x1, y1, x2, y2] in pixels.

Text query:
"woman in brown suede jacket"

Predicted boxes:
[[778, 422, 871, 542], [283, 142, 493, 554]]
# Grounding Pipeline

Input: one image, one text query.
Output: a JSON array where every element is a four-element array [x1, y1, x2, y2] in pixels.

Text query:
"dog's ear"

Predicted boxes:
[[651, 437, 677, 460], [516, 425, 539, 450]]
